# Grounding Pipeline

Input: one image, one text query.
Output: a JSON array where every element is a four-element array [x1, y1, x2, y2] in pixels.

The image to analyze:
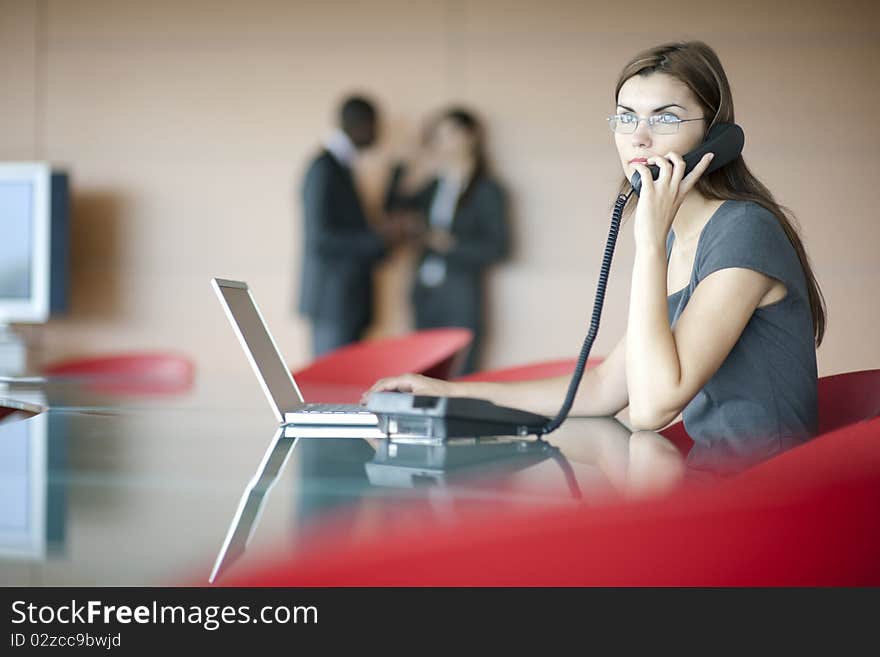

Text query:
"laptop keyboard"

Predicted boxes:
[[302, 403, 370, 414]]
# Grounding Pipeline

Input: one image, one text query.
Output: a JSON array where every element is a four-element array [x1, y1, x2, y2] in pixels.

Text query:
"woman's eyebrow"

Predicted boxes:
[[616, 103, 687, 112]]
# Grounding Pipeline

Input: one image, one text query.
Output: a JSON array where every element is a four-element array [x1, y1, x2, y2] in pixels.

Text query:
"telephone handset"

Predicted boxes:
[[630, 122, 745, 196]]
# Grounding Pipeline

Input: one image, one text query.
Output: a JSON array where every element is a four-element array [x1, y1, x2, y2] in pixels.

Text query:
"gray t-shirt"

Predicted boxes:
[[666, 200, 818, 474]]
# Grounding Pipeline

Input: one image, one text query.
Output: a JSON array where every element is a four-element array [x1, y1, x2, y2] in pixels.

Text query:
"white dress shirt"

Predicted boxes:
[[324, 129, 356, 168], [418, 174, 463, 287]]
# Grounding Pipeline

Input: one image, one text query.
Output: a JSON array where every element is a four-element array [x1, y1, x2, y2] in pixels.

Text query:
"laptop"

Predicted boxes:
[[211, 278, 385, 438], [213, 276, 552, 442]]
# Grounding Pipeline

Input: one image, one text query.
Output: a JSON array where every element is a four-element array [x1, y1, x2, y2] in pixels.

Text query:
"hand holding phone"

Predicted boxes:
[[630, 123, 744, 196]]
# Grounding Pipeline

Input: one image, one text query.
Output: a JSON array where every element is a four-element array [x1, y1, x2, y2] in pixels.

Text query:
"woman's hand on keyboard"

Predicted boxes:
[[361, 374, 453, 404]]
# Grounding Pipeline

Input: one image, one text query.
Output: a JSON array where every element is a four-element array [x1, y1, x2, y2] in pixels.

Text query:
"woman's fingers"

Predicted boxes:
[[647, 155, 672, 183], [665, 152, 686, 188], [640, 152, 712, 198], [361, 375, 416, 404], [679, 152, 714, 196], [360, 373, 453, 404], [631, 162, 654, 195]]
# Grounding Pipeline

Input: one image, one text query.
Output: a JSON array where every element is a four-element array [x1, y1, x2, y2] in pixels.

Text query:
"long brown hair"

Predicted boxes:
[[613, 41, 826, 346]]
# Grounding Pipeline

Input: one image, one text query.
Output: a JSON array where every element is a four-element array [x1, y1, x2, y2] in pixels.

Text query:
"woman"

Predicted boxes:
[[385, 108, 509, 375], [369, 42, 826, 490]]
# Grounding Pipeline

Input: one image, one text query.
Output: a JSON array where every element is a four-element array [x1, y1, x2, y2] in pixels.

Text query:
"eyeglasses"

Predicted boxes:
[[607, 112, 704, 135]]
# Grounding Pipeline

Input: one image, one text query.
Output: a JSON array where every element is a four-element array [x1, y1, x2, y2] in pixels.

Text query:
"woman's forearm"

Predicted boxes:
[[626, 244, 681, 427]]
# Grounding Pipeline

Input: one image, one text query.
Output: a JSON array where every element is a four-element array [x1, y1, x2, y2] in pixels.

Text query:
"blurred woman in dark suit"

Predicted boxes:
[[385, 108, 510, 375]]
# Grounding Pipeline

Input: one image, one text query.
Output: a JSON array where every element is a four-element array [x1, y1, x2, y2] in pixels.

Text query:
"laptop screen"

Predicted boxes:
[[212, 279, 304, 421]]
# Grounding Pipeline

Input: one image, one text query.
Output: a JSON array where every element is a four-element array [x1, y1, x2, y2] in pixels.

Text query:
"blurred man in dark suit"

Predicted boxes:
[[294, 97, 389, 530], [298, 95, 389, 356]]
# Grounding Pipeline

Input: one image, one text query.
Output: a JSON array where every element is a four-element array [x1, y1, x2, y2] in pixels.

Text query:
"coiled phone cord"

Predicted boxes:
[[539, 190, 632, 436]]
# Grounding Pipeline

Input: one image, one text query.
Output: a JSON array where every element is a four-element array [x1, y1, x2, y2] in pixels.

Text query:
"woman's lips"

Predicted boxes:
[[628, 157, 648, 164]]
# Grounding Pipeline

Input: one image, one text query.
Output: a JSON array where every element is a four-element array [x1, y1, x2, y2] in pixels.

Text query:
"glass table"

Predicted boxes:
[[0, 374, 690, 586]]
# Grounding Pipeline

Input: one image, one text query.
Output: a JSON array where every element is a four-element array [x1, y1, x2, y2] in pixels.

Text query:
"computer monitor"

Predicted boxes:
[[0, 162, 69, 325]]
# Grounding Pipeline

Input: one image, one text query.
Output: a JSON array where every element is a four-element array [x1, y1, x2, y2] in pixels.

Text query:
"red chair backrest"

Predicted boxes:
[[817, 369, 880, 434], [293, 328, 473, 386], [44, 352, 195, 395], [454, 358, 601, 383], [661, 368, 880, 457], [658, 420, 695, 456]]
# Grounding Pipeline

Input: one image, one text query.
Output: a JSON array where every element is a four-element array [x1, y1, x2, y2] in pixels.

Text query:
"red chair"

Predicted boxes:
[[658, 420, 695, 457], [43, 352, 195, 395], [454, 357, 601, 383], [293, 328, 473, 386], [816, 369, 880, 434], [660, 368, 880, 457], [218, 417, 880, 586]]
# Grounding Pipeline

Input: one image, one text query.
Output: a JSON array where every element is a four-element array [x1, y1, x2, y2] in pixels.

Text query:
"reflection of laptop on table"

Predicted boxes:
[[209, 427, 295, 583], [212, 278, 384, 438]]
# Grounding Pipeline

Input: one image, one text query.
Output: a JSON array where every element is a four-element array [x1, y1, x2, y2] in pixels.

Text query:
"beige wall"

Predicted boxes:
[[2, 0, 878, 380]]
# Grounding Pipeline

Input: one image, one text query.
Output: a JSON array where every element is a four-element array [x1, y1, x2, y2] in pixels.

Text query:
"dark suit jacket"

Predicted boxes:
[[298, 150, 385, 331], [384, 165, 509, 331]]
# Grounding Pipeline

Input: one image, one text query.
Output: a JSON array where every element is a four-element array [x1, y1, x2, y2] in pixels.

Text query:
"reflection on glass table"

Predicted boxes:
[[209, 431, 587, 584], [1, 373, 771, 586], [210, 429, 297, 583], [0, 391, 66, 561], [364, 437, 583, 499]]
